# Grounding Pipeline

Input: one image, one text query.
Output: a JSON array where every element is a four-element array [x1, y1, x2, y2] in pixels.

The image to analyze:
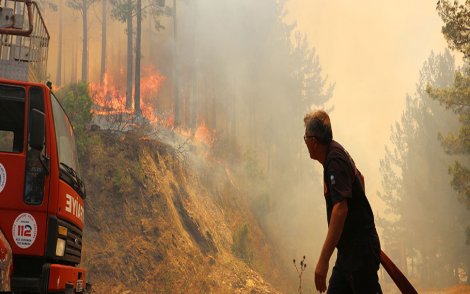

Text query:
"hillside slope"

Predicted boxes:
[[80, 131, 284, 293]]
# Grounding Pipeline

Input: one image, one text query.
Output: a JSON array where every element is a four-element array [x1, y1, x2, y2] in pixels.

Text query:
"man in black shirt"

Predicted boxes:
[[304, 110, 382, 294]]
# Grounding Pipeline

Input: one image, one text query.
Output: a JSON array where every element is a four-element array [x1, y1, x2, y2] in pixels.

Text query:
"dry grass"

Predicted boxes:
[[81, 132, 283, 293]]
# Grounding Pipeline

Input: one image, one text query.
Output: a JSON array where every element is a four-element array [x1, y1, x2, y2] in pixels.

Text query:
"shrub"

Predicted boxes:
[[231, 224, 253, 265], [55, 82, 94, 160]]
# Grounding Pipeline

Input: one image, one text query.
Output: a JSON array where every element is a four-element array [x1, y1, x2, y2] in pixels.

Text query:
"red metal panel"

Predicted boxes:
[[0, 83, 51, 257], [56, 180, 85, 230], [0, 153, 26, 209], [0, 78, 45, 88], [47, 264, 86, 291]]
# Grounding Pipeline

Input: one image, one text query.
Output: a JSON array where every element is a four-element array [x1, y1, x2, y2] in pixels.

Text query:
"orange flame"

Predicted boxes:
[[89, 65, 166, 123], [194, 120, 215, 147], [89, 66, 218, 149]]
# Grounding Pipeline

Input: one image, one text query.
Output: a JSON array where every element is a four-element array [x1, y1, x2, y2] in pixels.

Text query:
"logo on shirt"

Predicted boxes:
[[330, 174, 335, 185]]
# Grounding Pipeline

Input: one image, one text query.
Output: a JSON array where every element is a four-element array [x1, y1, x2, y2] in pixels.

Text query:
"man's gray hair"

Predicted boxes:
[[304, 110, 333, 144]]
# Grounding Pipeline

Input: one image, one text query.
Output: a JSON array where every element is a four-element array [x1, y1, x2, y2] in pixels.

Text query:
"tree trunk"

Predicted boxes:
[[125, 0, 133, 109], [81, 0, 88, 82], [56, 1, 63, 86], [100, 0, 107, 84], [71, 40, 77, 83], [134, 0, 142, 115], [173, 0, 180, 126], [190, 0, 198, 130], [250, 94, 256, 148], [190, 72, 198, 129], [465, 261, 470, 285], [211, 87, 216, 130], [231, 93, 236, 139]]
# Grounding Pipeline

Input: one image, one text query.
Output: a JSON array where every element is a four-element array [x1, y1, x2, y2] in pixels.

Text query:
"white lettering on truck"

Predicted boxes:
[[65, 194, 84, 222]]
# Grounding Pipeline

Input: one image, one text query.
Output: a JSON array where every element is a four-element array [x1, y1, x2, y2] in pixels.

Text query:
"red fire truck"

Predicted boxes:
[[0, 1, 90, 292]]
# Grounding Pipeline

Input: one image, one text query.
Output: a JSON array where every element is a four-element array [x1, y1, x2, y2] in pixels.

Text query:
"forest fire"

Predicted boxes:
[[89, 65, 166, 123], [194, 120, 215, 147], [2, 0, 468, 292], [89, 66, 216, 147]]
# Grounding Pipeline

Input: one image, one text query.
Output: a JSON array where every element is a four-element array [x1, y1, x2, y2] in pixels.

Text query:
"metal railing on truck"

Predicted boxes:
[[0, 0, 50, 82]]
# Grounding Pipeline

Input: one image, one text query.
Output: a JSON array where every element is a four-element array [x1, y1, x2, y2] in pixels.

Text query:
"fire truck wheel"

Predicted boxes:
[[40, 264, 50, 294], [64, 282, 75, 294]]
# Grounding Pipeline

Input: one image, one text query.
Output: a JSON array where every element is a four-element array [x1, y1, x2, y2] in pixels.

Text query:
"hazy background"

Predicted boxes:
[[26, 0, 468, 290], [285, 0, 451, 213]]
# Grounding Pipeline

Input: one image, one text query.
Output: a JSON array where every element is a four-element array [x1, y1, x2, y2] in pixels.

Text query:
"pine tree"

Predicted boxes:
[[67, 0, 98, 82], [428, 0, 470, 247], [111, 0, 135, 109], [379, 51, 468, 286], [100, 0, 108, 84]]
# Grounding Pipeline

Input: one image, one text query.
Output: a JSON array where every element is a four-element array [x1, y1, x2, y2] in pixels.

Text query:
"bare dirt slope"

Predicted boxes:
[[80, 131, 284, 293]]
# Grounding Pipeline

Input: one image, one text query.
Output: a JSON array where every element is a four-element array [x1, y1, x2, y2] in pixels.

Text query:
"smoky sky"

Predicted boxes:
[[41, 0, 468, 289], [285, 0, 455, 213]]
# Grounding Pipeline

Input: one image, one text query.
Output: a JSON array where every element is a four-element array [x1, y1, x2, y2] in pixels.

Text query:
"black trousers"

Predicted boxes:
[[327, 233, 382, 294]]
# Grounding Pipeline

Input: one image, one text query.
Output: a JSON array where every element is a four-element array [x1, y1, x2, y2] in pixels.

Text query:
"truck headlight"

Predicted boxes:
[[56, 238, 66, 256]]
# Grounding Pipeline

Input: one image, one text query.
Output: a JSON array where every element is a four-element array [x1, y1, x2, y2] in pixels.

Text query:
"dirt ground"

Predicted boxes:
[[421, 285, 470, 294], [380, 283, 470, 294]]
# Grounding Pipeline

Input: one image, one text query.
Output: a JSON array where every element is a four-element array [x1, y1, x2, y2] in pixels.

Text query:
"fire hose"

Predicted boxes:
[[380, 250, 418, 294]]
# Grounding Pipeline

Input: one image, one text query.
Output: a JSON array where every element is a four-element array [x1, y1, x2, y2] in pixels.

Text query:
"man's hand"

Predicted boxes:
[[315, 200, 348, 293], [315, 258, 329, 293]]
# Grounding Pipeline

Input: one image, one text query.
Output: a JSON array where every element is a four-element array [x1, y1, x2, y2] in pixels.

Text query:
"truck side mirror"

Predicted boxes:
[[30, 108, 45, 151]]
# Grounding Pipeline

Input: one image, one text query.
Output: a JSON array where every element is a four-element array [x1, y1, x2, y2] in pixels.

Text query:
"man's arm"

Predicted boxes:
[[315, 200, 348, 293]]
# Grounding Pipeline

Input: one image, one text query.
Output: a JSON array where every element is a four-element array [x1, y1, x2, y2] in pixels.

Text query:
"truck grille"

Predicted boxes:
[[57, 219, 82, 264]]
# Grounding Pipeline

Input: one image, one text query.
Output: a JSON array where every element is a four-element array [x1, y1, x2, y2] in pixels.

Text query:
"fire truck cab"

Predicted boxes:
[[0, 1, 89, 293]]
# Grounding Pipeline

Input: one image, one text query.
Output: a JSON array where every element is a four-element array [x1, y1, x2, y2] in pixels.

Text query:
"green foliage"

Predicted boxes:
[[110, 0, 136, 23], [426, 69, 470, 209], [449, 161, 470, 208], [231, 224, 253, 265], [437, 0, 470, 58], [239, 150, 272, 221], [432, 0, 470, 248], [379, 51, 469, 286], [112, 167, 133, 194], [56, 82, 94, 160], [67, 0, 98, 12], [110, 0, 167, 28], [133, 160, 146, 185], [291, 32, 334, 107]]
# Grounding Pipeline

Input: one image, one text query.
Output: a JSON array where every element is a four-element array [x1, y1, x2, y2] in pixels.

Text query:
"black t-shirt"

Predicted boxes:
[[323, 140, 376, 251]]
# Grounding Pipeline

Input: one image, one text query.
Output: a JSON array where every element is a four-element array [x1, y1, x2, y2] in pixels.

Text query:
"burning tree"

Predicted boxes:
[[89, 65, 167, 131], [110, 0, 135, 109], [110, 0, 168, 112]]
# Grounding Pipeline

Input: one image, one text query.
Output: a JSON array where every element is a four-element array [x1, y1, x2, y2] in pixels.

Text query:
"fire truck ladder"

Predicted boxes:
[[0, 0, 50, 82]]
